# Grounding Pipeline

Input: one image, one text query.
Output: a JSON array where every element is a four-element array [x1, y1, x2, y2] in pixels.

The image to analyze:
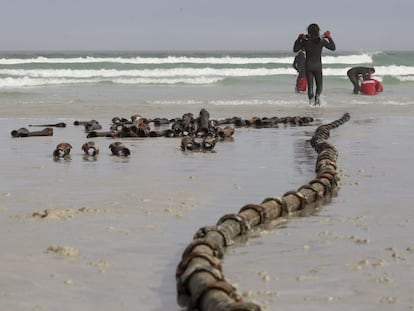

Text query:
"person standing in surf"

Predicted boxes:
[[292, 48, 307, 93], [293, 23, 336, 105]]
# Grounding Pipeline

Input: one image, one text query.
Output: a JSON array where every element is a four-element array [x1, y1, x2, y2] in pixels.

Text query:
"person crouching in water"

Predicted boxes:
[[293, 49, 307, 92], [347, 67, 375, 94], [359, 72, 383, 95], [293, 23, 336, 106]]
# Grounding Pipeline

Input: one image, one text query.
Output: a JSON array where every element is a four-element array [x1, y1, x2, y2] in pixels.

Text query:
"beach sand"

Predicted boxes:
[[1, 101, 414, 311]]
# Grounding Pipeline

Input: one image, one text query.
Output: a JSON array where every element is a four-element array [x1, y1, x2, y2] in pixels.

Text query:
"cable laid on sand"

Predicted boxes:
[[175, 113, 351, 311]]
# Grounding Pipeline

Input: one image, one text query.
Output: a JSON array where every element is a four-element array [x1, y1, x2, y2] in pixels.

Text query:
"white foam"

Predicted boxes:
[[0, 53, 373, 65], [0, 67, 294, 79]]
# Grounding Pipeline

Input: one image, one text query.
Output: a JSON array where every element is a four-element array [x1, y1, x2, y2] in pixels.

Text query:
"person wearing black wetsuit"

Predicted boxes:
[[293, 23, 336, 105], [292, 49, 306, 92], [347, 67, 375, 94]]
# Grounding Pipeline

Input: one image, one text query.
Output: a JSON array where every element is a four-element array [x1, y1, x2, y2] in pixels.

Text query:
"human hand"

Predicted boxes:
[[297, 33, 304, 41], [323, 31, 331, 39]]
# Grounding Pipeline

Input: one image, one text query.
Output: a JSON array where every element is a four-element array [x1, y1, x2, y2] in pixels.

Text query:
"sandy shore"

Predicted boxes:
[[1, 106, 414, 311]]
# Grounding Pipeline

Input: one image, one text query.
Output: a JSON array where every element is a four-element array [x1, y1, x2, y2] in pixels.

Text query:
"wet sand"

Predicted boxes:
[[1, 104, 414, 311]]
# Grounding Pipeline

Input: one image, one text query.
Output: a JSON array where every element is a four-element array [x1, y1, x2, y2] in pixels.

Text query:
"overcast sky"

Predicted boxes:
[[1, 0, 413, 52]]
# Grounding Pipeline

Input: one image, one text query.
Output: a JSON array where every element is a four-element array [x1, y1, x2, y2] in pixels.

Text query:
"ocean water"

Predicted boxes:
[[0, 50, 413, 116], [1, 51, 414, 311]]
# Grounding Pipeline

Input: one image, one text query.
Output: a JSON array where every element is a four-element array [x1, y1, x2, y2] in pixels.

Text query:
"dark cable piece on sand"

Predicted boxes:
[[11, 127, 53, 138], [109, 142, 131, 157], [82, 141, 99, 156], [53, 143, 72, 159]]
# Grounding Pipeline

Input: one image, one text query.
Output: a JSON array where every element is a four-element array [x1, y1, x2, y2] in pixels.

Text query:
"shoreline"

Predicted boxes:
[[1, 110, 414, 310]]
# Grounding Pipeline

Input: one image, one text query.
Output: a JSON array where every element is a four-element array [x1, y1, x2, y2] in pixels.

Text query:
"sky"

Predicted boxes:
[[1, 0, 413, 52]]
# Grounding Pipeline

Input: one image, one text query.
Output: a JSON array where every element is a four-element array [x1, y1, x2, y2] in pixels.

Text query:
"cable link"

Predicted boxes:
[[317, 171, 338, 187], [297, 184, 323, 201], [317, 151, 337, 162], [316, 159, 337, 171], [191, 281, 242, 310], [314, 141, 334, 153], [217, 214, 251, 235], [239, 204, 269, 225], [194, 225, 234, 247], [261, 196, 288, 215], [309, 178, 333, 197], [182, 238, 224, 260], [282, 190, 309, 211], [177, 263, 225, 307], [176, 252, 222, 280], [179, 263, 224, 287], [224, 302, 263, 311]]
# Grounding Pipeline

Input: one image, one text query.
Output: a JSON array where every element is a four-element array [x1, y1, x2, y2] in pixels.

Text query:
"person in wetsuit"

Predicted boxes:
[[292, 49, 306, 92], [293, 23, 336, 105], [347, 67, 375, 94]]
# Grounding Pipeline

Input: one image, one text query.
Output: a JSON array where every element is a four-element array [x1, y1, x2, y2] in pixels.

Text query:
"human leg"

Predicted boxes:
[[306, 71, 314, 103], [314, 70, 323, 105], [295, 75, 300, 92], [347, 70, 359, 94]]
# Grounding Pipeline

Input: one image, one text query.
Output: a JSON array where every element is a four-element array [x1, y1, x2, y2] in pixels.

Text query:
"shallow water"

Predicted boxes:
[[1, 107, 414, 311], [224, 116, 414, 310], [1, 69, 414, 311]]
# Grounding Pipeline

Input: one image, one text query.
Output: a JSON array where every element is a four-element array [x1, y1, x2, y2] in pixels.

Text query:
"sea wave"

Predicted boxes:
[[0, 76, 225, 87], [1, 64, 412, 80], [0, 51, 412, 88], [0, 67, 292, 78], [0, 53, 373, 66]]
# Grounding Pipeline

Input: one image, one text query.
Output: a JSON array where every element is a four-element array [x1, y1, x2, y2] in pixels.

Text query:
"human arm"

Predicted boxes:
[[293, 60, 298, 71], [293, 34, 305, 52], [375, 80, 384, 92], [292, 55, 299, 71], [322, 31, 336, 51]]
